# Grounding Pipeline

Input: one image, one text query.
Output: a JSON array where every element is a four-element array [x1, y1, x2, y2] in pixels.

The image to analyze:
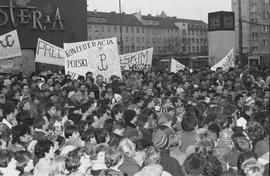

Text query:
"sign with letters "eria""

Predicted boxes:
[[35, 38, 65, 66], [119, 47, 153, 70], [64, 37, 122, 81], [0, 30, 21, 60]]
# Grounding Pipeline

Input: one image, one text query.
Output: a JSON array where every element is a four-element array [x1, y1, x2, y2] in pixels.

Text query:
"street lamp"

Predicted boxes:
[[119, 0, 123, 54]]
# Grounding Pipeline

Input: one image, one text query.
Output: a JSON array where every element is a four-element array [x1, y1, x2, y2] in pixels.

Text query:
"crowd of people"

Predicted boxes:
[[0, 64, 269, 176]]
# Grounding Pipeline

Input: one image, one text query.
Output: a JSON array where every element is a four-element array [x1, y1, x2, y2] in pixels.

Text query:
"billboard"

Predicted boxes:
[[0, 0, 87, 48]]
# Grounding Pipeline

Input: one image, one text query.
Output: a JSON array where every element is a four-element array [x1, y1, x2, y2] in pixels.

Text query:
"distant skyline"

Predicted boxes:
[[87, 0, 232, 22]]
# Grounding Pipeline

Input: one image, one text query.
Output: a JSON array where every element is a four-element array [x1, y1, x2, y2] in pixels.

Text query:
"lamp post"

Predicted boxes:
[[238, 0, 243, 65], [119, 0, 123, 54]]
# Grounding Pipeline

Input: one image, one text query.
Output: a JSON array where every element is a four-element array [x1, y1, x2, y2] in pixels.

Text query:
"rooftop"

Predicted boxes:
[[87, 11, 207, 28]]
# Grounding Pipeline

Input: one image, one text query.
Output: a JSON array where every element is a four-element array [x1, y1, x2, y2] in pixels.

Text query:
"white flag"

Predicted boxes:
[[171, 58, 185, 73], [211, 48, 234, 71], [35, 38, 65, 66], [0, 30, 21, 60]]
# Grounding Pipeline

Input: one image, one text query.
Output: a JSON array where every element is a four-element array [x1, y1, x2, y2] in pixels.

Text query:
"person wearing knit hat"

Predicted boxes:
[[152, 129, 185, 176], [152, 129, 170, 150]]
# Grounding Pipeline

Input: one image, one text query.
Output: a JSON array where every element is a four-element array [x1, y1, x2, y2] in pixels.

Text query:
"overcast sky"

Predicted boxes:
[[87, 0, 232, 22]]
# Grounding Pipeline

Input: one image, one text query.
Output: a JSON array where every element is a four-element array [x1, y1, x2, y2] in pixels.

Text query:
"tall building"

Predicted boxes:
[[175, 19, 208, 55], [87, 11, 208, 58], [232, 0, 270, 66]]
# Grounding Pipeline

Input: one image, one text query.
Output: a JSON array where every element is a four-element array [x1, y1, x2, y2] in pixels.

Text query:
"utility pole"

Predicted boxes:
[[238, 0, 243, 65], [119, 0, 123, 54]]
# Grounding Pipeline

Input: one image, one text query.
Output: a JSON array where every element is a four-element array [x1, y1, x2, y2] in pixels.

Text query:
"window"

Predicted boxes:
[[182, 46, 186, 52], [183, 23, 185, 27], [191, 38, 194, 43], [137, 37, 140, 42], [251, 18, 258, 24], [114, 26, 117, 32], [263, 11, 269, 19], [136, 27, 140, 33], [196, 46, 199, 52], [188, 46, 190, 52], [126, 37, 128, 42], [126, 46, 130, 52], [200, 30, 203, 35], [142, 28, 144, 33], [142, 37, 144, 42], [196, 39, 199, 44], [182, 38, 186, 44], [188, 31, 191, 35], [126, 27, 129, 33], [131, 27, 134, 33], [192, 46, 195, 52], [88, 25, 91, 32], [262, 26, 268, 33], [201, 46, 204, 51], [182, 29, 186, 35], [192, 30, 194, 35], [263, 40, 269, 46], [251, 33, 258, 40], [137, 46, 140, 51], [251, 46, 258, 53], [188, 38, 190, 44], [250, 4, 257, 12], [107, 26, 111, 32], [131, 37, 134, 41]]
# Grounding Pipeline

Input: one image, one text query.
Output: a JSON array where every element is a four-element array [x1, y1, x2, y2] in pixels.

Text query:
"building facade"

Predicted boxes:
[[232, 0, 270, 66], [87, 11, 208, 58]]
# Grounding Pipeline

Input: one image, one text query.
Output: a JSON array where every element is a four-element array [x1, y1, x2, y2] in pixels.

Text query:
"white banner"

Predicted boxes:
[[171, 58, 185, 73], [0, 30, 21, 60], [119, 48, 153, 70], [35, 38, 65, 66], [64, 37, 122, 81], [211, 48, 234, 71]]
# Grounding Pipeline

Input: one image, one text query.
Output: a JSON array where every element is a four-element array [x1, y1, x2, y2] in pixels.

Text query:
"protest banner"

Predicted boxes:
[[35, 38, 65, 66], [211, 48, 234, 71], [170, 58, 186, 73], [119, 48, 153, 70], [0, 30, 21, 60], [0, 50, 35, 76], [64, 37, 122, 81]]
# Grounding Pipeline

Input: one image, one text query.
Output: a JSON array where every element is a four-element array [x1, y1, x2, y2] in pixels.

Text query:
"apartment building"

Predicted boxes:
[[232, 0, 270, 66], [87, 11, 208, 57]]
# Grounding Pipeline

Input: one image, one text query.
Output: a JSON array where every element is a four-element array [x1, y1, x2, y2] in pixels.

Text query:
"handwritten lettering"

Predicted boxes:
[[67, 59, 88, 68], [0, 34, 14, 48], [65, 39, 114, 58], [36, 40, 63, 59]]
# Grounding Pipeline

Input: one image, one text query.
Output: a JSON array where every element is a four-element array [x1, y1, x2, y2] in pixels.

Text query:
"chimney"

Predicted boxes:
[[147, 14, 151, 16]]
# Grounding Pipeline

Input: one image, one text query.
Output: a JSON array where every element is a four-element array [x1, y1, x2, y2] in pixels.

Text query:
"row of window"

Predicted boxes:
[[187, 24, 207, 29], [182, 46, 208, 52], [250, 0, 269, 13], [182, 29, 207, 36], [182, 38, 207, 44], [88, 25, 180, 34]]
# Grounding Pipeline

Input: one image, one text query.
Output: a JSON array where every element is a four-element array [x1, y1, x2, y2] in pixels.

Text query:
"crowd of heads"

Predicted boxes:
[[0, 64, 269, 176]]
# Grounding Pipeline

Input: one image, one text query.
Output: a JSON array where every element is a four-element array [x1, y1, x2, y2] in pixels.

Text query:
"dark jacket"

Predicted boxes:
[[119, 155, 141, 176], [160, 149, 185, 176]]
